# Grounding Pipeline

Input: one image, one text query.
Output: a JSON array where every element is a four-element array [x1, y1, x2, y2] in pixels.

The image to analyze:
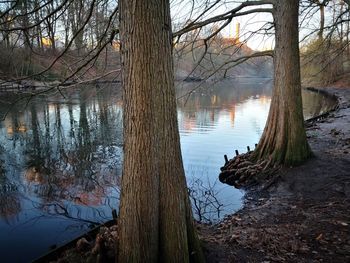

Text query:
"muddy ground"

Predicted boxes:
[[200, 84, 350, 262]]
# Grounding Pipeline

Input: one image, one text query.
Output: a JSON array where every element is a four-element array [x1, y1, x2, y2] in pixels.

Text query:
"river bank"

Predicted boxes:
[[31, 84, 350, 263], [201, 84, 350, 262]]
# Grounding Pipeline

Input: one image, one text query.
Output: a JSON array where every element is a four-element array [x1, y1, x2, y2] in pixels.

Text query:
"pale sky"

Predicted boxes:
[[170, 1, 275, 50], [170, 0, 337, 51]]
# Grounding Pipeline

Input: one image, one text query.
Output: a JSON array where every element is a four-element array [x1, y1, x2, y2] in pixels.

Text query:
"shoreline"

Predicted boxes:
[[27, 84, 350, 262], [201, 84, 350, 262], [33, 84, 350, 263]]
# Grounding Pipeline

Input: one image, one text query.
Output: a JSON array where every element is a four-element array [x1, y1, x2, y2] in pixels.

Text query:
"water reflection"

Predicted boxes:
[[177, 79, 273, 222], [0, 80, 337, 262], [177, 80, 271, 134], [0, 182, 21, 222], [302, 88, 337, 119]]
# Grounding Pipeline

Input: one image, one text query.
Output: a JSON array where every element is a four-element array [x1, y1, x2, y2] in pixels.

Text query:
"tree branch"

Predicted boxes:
[[173, 1, 273, 38]]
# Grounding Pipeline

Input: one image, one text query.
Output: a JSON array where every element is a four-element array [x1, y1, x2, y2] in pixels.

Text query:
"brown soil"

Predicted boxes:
[[200, 84, 350, 262]]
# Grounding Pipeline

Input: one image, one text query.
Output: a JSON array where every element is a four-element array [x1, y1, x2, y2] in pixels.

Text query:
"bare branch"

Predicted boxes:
[[173, 1, 273, 38]]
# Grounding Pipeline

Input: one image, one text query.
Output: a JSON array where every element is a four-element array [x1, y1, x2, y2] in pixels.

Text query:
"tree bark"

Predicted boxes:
[[253, 0, 312, 165], [118, 0, 204, 262]]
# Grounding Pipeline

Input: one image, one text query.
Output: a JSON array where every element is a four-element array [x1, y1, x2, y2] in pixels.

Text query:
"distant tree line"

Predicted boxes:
[[0, 0, 117, 51]]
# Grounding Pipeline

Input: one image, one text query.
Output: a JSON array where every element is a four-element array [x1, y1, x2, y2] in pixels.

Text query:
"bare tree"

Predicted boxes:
[[300, 0, 350, 85]]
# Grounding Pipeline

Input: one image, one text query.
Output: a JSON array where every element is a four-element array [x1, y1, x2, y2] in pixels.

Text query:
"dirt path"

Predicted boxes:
[[200, 85, 350, 262]]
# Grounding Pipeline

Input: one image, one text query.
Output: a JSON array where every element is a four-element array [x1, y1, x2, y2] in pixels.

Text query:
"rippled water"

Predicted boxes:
[[0, 79, 337, 262]]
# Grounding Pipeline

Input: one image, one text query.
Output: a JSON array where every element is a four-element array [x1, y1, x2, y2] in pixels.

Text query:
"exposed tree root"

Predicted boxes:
[[219, 152, 280, 188]]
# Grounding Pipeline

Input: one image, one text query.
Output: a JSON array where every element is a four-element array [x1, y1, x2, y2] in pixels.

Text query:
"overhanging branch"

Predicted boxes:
[[173, 1, 273, 38]]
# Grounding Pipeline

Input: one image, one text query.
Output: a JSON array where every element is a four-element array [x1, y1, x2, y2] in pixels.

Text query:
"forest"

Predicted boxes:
[[0, 0, 349, 262]]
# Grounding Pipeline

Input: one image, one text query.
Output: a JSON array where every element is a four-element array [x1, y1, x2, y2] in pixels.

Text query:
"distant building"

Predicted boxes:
[[220, 37, 239, 46], [41, 37, 52, 47], [41, 37, 65, 49], [235, 22, 240, 43], [222, 22, 240, 46], [112, 40, 120, 51]]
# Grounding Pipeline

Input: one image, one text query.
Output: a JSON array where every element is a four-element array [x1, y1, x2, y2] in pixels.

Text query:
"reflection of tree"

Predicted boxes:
[[6, 110, 27, 148], [0, 183, 21, 221], [0, 110, 25, 220], [302, 89, 337, 120], [177, 79, 272, 132], [78, 97, 91, 148], [97, 95, 110, 141], [75, 97, 92, 177], [188, 177, 224, 223], [27, 103, 44, 170], [0, 86, 123, 220], [67, 102, 75, 137]]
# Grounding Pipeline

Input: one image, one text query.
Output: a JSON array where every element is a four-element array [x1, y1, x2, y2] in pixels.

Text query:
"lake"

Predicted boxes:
[[0, 79, 337, 262]]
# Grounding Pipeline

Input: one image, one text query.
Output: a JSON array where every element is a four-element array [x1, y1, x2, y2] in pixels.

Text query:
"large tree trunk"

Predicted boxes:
[[253, 0, 312, 165], [118, 0, 204, 262]]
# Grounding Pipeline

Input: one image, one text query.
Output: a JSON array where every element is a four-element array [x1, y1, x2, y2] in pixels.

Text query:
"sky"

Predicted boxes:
[[170, 0, 341, 51], [170, 1, 275, 50]]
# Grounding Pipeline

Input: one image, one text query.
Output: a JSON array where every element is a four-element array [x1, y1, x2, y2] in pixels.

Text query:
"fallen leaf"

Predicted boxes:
[[337, 221, 348, 226], [316, 233, 323, 241]]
